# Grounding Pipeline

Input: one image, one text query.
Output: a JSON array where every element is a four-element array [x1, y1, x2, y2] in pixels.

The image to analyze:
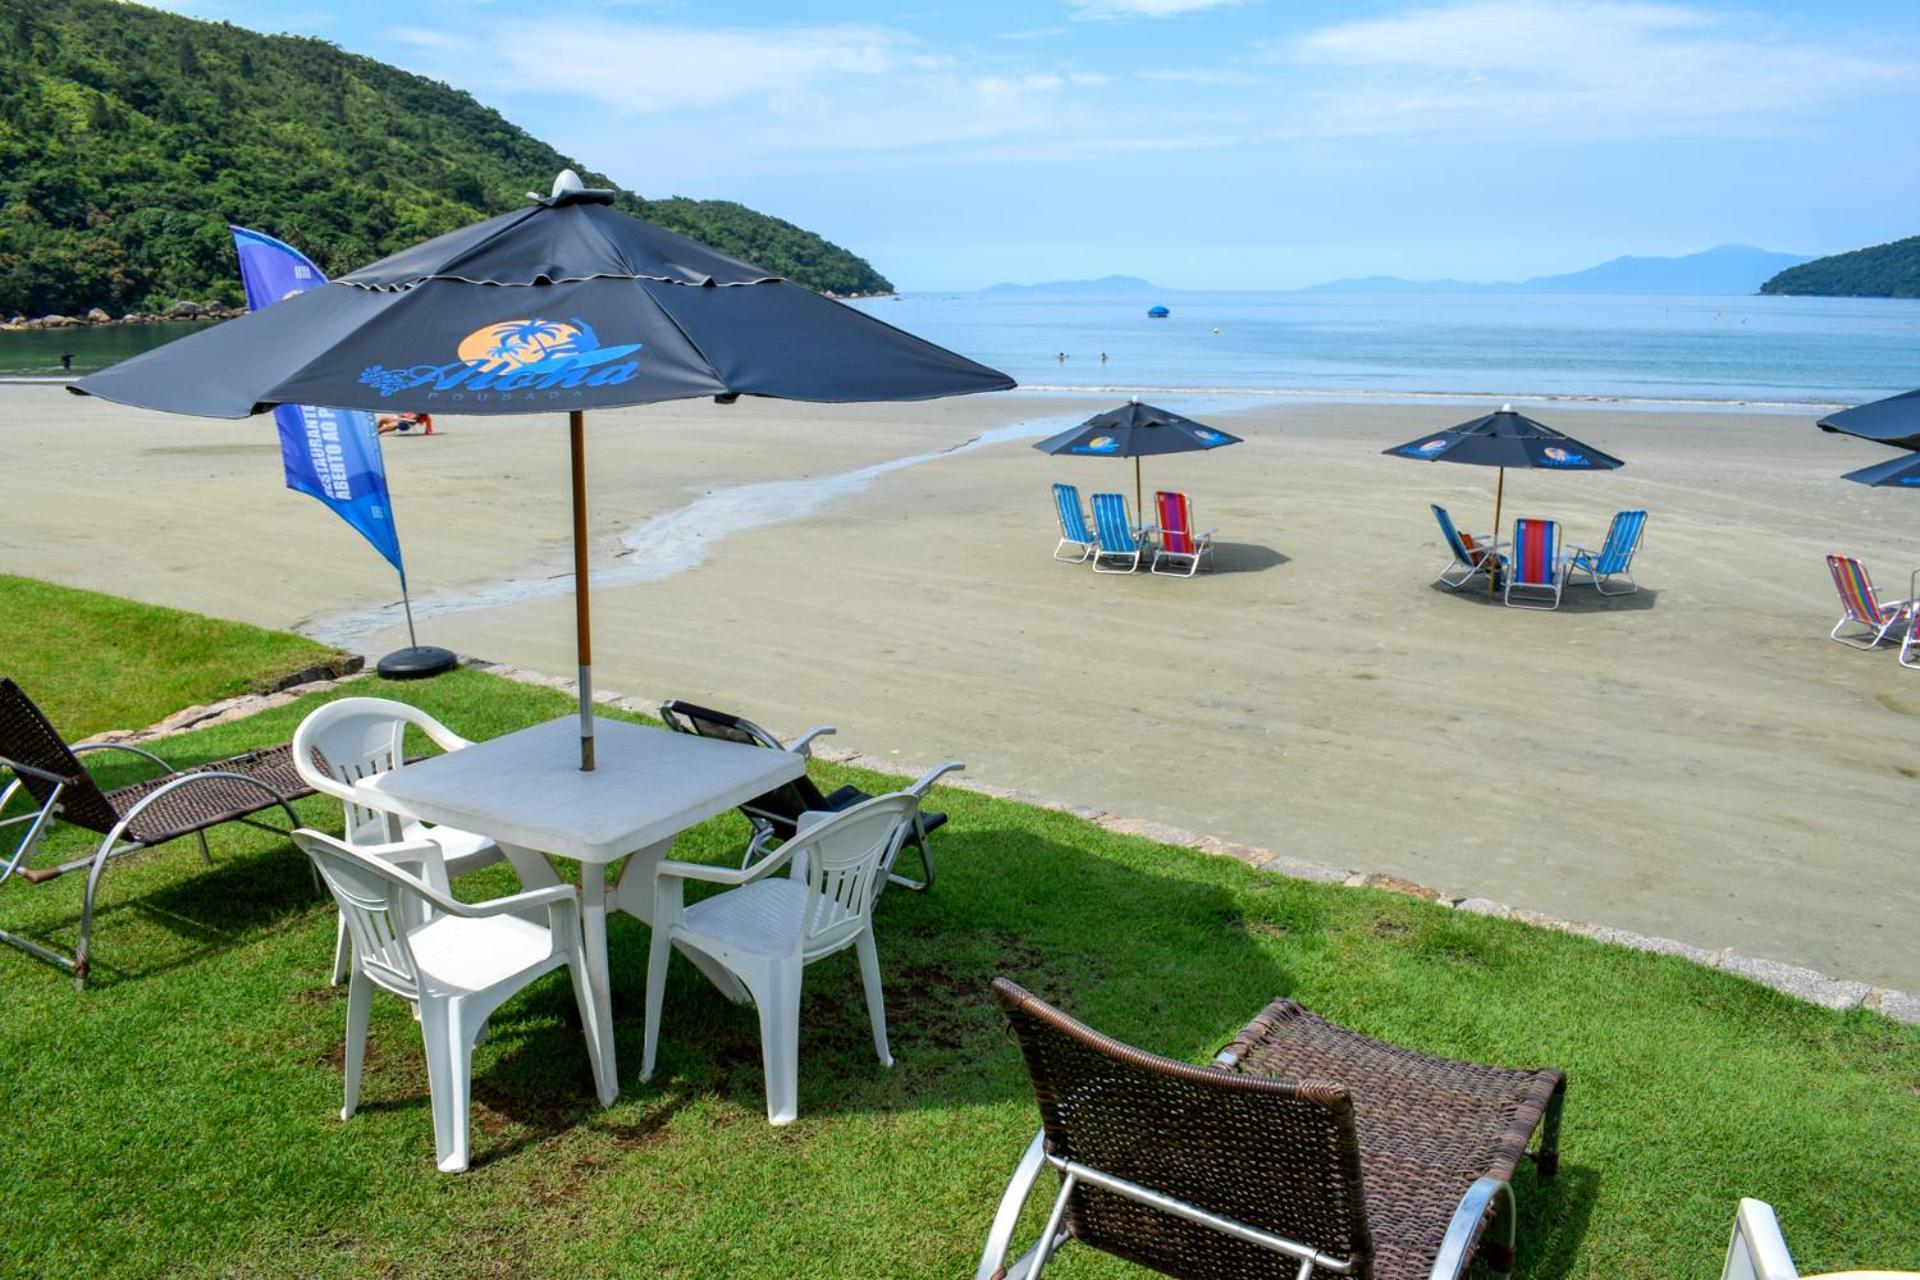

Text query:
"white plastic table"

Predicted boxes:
[[354, 714, 804, 1101]]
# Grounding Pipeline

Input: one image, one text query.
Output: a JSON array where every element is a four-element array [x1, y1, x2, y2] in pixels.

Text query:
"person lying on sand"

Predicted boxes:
[[376, 411, 434, 436]]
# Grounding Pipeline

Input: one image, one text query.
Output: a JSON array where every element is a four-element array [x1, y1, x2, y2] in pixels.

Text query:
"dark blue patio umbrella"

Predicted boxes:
[[74, 171, 1014, 769], [1383, 404, 1624, 594], [1818, 389, 1920, 486], [1033, 398, 1241, 514]]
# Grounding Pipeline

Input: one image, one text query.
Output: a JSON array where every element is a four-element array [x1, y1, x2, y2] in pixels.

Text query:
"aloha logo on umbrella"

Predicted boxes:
[[1194, 428, 1227, 444], [358, 317, 643, 401], [1411, 438, 1449, 455], [1541, 446, 1588, 467], [1076, 435, 1120, 454]]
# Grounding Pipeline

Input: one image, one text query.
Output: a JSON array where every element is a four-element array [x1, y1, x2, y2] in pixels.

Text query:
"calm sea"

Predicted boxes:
[[5, 292, 1916, 408], [852, 291, 1920, 408]]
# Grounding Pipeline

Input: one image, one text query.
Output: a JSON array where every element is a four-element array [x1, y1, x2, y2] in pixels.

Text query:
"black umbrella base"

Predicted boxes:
[[376, 645, 459, 680]]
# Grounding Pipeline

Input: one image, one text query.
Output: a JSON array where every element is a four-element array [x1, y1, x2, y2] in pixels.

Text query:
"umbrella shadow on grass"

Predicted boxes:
[[1430, 582, 1659, 614]]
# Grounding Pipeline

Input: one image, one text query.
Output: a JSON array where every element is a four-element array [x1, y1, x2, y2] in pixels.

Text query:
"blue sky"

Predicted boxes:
[[143, 0, 1920, 290]]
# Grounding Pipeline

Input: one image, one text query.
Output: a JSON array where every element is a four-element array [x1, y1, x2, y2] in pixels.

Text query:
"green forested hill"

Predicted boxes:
[[1761, 235, 1920, 299], [0, 0, 892, 316]]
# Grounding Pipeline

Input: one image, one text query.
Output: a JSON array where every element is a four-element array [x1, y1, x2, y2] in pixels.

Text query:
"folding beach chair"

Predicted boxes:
[[1568, 509, 1647, 595], [1431, 503, 1506, 590], [1827, 555, 1917, 651], [659, 700, 960, 893], [1089, 493, 1144, 574], [1504, 518, 1566, 610], [0, 678, 311, 988], [1149, 490, 1215, 577], [1051, 483, 1097, 563], [978, 979, 1566, 1280]]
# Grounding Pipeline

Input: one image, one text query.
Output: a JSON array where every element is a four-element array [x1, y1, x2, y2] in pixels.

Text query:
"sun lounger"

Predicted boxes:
[[659, 700, 959, 893], [1051, 483, 1097, 563], [1431, 503, 1506, 589], [1089, 492, 1144, 574], [978, 979, 1566, 1280], [0, 678, 311, 988], [1149, 490, 1215, 577], [1504, 518, 1566, 610], [1827, 555, 1917, 651], [1568, 509, 1647, 595]]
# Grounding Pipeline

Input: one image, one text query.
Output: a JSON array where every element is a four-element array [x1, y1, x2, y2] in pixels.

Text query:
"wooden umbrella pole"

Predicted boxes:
[[570, 409, 595, 771], [1134, 457, 1143, 524], [1488, 466, 1506, 599]]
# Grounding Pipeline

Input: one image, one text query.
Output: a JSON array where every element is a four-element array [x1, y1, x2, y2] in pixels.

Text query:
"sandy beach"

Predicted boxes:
[[2, 383, 1914, 991]]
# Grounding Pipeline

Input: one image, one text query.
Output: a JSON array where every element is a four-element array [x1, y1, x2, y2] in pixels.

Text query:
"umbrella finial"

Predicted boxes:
[[1130, 395, 1140, 405], [1500, 402, 1513, 412], [553, 169, 585, 198], [532, 169, 617, 208]]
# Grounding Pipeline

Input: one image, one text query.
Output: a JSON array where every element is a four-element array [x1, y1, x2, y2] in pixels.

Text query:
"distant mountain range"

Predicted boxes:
[[984, 275, 1163, 294], [1762, 235, 1920, 298], [1304, 245, 1810, 296]]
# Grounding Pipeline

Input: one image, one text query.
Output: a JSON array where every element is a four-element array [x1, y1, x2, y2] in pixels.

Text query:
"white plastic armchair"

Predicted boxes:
[[641, 793, 916, 1125], [292, 697, 507, 982], [292, 829, 611, 1173], [1723, 1197, 1918, 1280]]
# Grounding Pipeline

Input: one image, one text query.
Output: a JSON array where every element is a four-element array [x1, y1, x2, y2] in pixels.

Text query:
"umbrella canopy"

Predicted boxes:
[[1034, 399, 1241, 513], [1840, 452, 1920, 488], [1383, 404, 1624, 597], [73, 171, 1015, 768], [1818, 389, 1920, 452]]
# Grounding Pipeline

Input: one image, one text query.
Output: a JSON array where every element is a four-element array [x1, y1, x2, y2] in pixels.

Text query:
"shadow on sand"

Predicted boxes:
[[1431, 581, 1659, 614]]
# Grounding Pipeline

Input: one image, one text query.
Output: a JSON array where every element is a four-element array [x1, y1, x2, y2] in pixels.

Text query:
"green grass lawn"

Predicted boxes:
[[1, 669, 1915, 1277], [0, 574, 345, 737]]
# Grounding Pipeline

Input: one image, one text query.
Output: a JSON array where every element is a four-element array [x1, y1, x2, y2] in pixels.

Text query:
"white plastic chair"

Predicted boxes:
[[292, 829, 611, 1173], [640, 793, 915, 1125], [292, 698, 507, 983], [1723, 1197, 1918, 1280]]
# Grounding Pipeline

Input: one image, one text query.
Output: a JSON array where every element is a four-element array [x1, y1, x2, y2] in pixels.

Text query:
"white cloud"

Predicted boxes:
[[1069, 0, 1250, 20], [1279, 1, 1915, 141]]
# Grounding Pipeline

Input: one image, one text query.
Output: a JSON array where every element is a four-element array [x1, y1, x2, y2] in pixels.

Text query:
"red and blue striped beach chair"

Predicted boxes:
[[1504, 518, 1566, 609], [1149, 490, 1216, 577], [1052, 483, 1097, 563], [1827, 554, 1917, 651], [1568, 510, 1647, 595], [1089, 493, 1144, 574], [1431, 503, 1506, 590]]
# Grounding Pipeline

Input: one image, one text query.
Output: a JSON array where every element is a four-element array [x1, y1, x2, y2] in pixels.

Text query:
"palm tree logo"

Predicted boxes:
[[460, 317, 582, 371]]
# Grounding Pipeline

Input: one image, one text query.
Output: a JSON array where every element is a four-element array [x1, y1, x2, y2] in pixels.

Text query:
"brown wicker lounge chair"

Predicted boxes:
[[0, 678, 312, 988], [979, 979, 1566, 1280]]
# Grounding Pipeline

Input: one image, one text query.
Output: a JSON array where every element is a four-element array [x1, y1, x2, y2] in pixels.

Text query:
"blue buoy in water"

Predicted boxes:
[[1147, 305, 1170, 318]]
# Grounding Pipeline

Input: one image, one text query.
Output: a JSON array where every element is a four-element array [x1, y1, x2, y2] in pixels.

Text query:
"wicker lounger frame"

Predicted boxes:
[[0, 679, 310, 989], [980, 978, 1566, 1280]]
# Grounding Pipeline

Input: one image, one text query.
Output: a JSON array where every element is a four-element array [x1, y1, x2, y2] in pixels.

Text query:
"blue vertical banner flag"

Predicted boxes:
[[229, 226, 406, 582]]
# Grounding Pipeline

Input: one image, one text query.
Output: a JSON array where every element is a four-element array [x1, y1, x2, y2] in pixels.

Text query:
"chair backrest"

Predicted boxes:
[[292, 828, 445, 998], [293, 697, 469, 843], [1828, 555, 1888, 626], [1594, 509, 1648, 573], [991, 978, 1374, 1280], [1723, 1199, 1799, 1280], [1054, 483, 1092, 543], [659, 700, 833, 823], [793, 794, 914, 955], [1155, 491, 1195, 555], [0, 678, 121, 835], [1090, 493, 1137, 553], [1512, 519, 1560, 587], [1431, 504, 1478, 565]]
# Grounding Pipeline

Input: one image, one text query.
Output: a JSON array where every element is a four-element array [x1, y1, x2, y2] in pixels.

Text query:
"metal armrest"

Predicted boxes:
[[975, 1132, 1052, 1280], [1427, 1176, 1514, 1280], [788, 725, 837, 757], [70, 741, 174, 776]]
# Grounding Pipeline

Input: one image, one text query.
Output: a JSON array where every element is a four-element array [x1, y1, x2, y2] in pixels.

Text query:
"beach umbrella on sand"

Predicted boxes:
[[1382, 404, 1624, 595], [74, 171, 1014, 770], [1819, 389, 1920, 486], [1033, 398, 1242, 515]]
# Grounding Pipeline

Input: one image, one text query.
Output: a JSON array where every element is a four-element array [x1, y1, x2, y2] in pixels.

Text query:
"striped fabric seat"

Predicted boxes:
[[1827, 554, 1917, 651], [1089, 493, 1142, 573], [1431, 503, 1504, 590], [1569, 510, 1647, 595], [1504, 518, 1566, 609], [1150, 490, 1215, 577], [1051, 483, 1097, 563]]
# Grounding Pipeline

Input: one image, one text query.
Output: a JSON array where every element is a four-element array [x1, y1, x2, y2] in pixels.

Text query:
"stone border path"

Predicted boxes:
[[100, 653, 1917, 1026]]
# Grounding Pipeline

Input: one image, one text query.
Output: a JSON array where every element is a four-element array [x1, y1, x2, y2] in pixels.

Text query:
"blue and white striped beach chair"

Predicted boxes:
[[1051, 483, 1096, 563], [1567, 510, 1647, 595], [1089, 493, 1144, 574], [1431, 503, 1505, 590]]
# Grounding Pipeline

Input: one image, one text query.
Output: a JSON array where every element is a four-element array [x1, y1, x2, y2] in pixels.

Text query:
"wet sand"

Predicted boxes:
[[3, 384, 1914, 990]]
